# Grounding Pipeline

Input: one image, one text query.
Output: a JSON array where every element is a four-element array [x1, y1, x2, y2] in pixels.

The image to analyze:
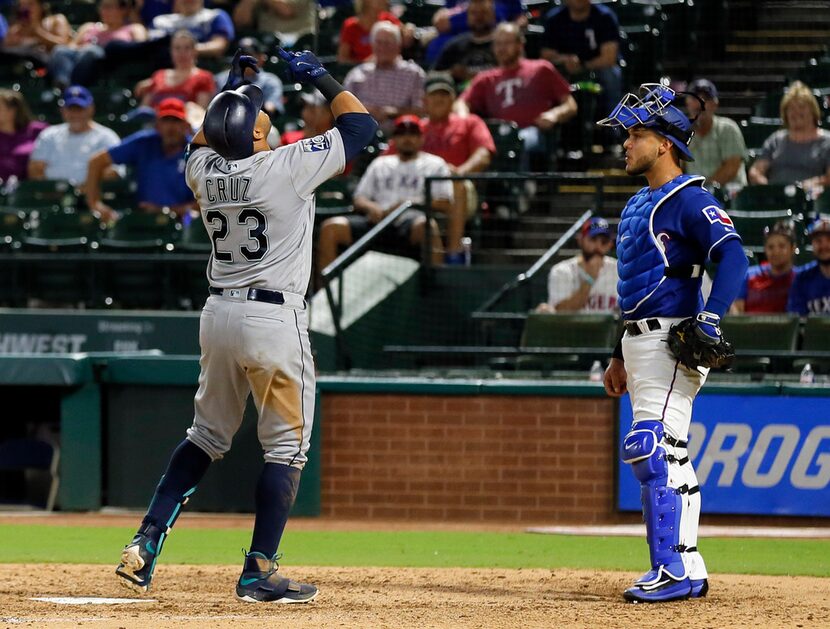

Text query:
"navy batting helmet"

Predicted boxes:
[[597, 83, 702, 162], [203, 84, 264, 161]]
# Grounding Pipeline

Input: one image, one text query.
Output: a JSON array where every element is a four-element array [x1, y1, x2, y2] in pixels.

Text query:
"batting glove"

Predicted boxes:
[[276, 47, 329, 83], [694, 311, 722, 345], [221, 49, 259, 92]]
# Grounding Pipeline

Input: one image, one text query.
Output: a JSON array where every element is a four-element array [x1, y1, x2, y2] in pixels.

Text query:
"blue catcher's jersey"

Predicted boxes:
[[616, 174, 741, 319]]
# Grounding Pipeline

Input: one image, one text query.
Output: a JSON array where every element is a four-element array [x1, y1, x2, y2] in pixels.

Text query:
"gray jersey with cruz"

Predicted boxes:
[[186, 128, 346, 294]]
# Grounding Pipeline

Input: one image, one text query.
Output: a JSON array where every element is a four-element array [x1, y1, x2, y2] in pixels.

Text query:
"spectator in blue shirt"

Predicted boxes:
[[0, 14, 8, 43], [788, 218, 830, 315], [541, 0, 622, 115], [72, 0, 234, 85], [85, 98, 194, 222]]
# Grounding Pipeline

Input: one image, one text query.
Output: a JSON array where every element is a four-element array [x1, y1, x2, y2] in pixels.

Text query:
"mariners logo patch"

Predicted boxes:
[[702, 205, 734, 228], [301, 135, 331, 153]]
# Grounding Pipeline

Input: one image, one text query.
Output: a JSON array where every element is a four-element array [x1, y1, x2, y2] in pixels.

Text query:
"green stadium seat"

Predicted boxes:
[[813, 188, 830, 213], [98, 210, 181, 308], [516, 312, 618, 371], [87, 87, 136, 118], [720, 314, 800, 373], [729, 209, 801, 256], [486, 119, 523, 172], [739, 117, 780, 152], [22, 208, 101, 251], [315, 177, 353, 217], [6, 179, 75, 211], [796, 316, 830, 373], [796, 57, 830, 89], [177, 218, 211, 309], [0, 209, 27, 251], [100, 178, 138, 211], [732, 184, 807, 213]]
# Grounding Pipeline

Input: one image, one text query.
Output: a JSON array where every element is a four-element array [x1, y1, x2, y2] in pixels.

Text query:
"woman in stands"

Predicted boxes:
[[49, 0, 147, 88], [731, 221, 798, 314], [748, 81, 830, 197], [0, 89, 48, 186], [0, 0, 72, 67], [134, 30, 215, 110]]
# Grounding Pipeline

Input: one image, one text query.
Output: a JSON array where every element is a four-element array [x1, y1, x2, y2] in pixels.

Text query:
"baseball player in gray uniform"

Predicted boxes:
[[115, 49, 377, 603]]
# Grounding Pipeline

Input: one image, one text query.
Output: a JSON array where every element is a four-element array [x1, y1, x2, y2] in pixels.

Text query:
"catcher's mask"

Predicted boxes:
[[204, 84, 264, 161], [597, 83, 704, 162]]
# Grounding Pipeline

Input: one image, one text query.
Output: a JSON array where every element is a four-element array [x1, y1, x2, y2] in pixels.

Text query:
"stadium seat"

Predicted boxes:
[[729, 209, 801, 256], [486, 120, 523, 172], [22, 207, 101, 250], [0, 209, 27, 251], [0, 438, 60, 511], [177, 218, 211, 309], [515, 312, 617, 371], [6, 179, 75, 211], [732, 184, 807, 213], [720, 315, 800, 373], [813, 188, 830, 213], [796, 56, 830, 89], [100, 178, 138, 211], [796, 316, 830, 373], [315, 177, 354, 216], [86, 87, 136, 118], [739, 117, 781, 153], [98, 210, 181, 308]]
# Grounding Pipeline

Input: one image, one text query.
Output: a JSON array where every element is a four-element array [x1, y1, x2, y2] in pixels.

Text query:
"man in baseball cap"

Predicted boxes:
[[536, 215, 619, 313], [684, 78, 748, 189], [214, 37, 285, 116], [788, 217, 830, 315]]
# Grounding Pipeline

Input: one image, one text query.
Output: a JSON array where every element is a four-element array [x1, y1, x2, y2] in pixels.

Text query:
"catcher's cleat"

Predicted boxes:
[[235, 551, 318, 604], [623, 576, 692, 603], [115, 524, 165, 593], [690, 578, 709, 598]]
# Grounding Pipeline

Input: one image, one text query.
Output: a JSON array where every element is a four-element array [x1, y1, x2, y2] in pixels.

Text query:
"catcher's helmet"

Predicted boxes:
[[597, 83, 702, 162], [203, 84, 264, 161]]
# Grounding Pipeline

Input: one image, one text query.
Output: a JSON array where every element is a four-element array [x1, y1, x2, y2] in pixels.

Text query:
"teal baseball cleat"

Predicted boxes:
[[235, 551, 318, 604]]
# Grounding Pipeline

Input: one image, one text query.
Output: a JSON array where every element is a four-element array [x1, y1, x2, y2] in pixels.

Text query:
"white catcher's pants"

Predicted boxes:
[[622, 317, 709, 580]]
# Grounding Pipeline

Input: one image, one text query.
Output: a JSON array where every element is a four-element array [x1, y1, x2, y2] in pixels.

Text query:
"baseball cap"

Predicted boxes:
[[156, 97, 187, 121], [237, 36, 264, 56], [300, 90, 327, 107], [581, 216, 612, 239], [688, 78, 718, 101], [61, 85, 93, 108], [807, 217, 830, 238], [393, 114, 424, 135], [424, 73, 456, 97]]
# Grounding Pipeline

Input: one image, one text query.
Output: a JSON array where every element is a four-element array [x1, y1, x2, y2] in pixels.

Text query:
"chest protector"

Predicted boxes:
[[617, 175, 704, 314]]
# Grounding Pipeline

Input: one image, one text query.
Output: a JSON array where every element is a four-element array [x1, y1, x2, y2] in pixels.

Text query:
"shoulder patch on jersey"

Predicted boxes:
[[301, 134, 331, 153], [702, 205, 734, 228]]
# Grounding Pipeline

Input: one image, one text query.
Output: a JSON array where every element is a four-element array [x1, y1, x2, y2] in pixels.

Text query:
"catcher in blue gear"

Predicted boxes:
[[598, 83, 748, 603]]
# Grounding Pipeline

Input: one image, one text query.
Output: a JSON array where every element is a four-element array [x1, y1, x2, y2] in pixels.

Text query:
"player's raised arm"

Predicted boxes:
[[276, 47, 378, 161]]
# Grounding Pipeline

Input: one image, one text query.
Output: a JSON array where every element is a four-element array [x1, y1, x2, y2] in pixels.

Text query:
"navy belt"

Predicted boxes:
[[209, 286, 285, 305], [624, 318, 661, 336]]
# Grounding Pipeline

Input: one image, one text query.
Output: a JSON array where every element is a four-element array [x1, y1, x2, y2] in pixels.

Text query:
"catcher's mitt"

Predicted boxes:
[[665, 317, 735, 371]]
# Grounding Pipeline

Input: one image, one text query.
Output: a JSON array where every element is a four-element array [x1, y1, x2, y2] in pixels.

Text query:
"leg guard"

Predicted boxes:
[[621, 420, 691, 602]]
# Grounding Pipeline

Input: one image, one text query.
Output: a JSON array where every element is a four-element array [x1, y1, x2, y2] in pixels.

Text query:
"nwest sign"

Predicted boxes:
[[617, 395, 830, 516]]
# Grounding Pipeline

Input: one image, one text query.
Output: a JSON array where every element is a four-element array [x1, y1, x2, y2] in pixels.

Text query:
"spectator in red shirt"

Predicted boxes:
[[134, 30, 216, 109], [337, 0, 405, 64], [422, 72, 494, 259], [731, 220, 797, 314], [459, 22, 577, 170]]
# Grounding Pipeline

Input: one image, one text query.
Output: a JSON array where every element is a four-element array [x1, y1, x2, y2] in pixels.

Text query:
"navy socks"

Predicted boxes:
[[249, 463, 301, 558], [141, 439, 212, 541]]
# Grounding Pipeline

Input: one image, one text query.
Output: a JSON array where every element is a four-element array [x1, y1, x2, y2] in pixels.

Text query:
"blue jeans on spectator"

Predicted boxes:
[[49, 44, 105, 88]]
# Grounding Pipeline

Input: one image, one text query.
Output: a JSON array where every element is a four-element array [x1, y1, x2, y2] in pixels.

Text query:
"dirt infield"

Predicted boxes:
[[1, 564, 828, 629]]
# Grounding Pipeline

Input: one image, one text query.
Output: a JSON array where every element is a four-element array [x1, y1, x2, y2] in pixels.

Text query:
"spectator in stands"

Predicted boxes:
[[685, 78, 748, 191], [434, 0, 499, 86], [0, 89, 47, 185], [215, 37, 284, 116], [788, 217, 830, 316], [343, 21, 425, 135], [85, 98, 194, 222], [28, 86, 121, 189], [48, 0, 147, 89], [0, 14, 9, 45], [459, 23, 577, 171], [535, 216, 618, 313], [338, 0, 407, 64], [280, 90, 333, 145], [0, 0, 71, 67], [421, 72, 494, 260], [74, 0, 234, 85], [540, 0, 622, 116], [134, 30, 215, 109], [731, 220, 797, 314], [427, 0, 525, 64], [137, 0, 174, 26], [748, 81, 830, 197], [317, 115, 455, 271], [232, 0, 316, 42]]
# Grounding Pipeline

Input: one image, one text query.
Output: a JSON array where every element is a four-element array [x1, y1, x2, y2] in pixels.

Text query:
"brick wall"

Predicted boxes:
[[320, 393, 619, 523]]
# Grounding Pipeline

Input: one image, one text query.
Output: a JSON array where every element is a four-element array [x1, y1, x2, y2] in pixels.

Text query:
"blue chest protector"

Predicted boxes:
[[616, 175, 705, 315]]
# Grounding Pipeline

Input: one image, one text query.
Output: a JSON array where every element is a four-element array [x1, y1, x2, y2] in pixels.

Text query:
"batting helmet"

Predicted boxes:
[[597, 83, 701, 162], [203, 84, 264, 161]]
